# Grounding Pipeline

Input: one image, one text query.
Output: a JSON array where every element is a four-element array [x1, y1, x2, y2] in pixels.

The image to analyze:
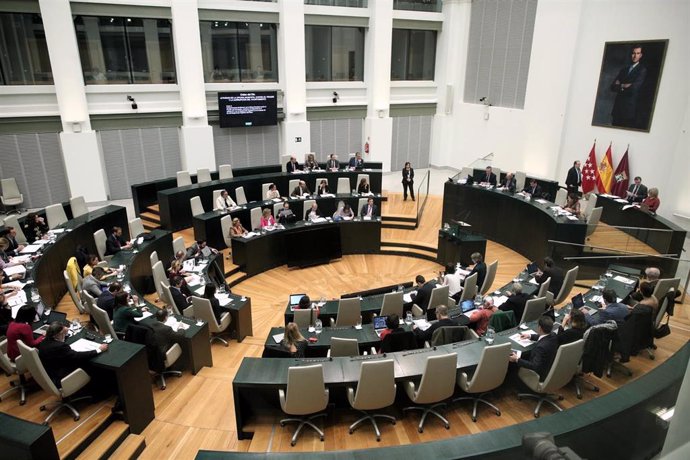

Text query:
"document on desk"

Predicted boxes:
[[4, 280, 26, 290], [70, 338, 102, 352], [20, 244, 43, 254], [535, 199, 548, 204], [413, 319, 431, 331], [50, 228, 66, 234], [566, 215, 579, 220], [613, 275, 634, 284], [165, 317, 189, 331], [312, 217, 328, 223], [614, 198, 629, 204], [243, 232, 258, 239], [3, 265, 26, 277], [493, 295, 509, 307], [272, 333, 284, 344], [509, 331, 536, 348], [182, 260, 195, 272], [134, 311, 153, 321], [8, 291, 27, 309], [10, 255, 32, 264], [403, 291, 416, 303], [215, 294, 232, 306]]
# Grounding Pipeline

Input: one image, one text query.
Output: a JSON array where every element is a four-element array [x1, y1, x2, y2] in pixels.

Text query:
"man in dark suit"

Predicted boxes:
[[500, 172, 516, 193], [348, 152, 364, 169], [2, 227, 25, 255], [149, 309, 185, 356], [610, 45, 647, 129], [412, 305, 466, 345], [404, 275, 435, 315], [38, 322, 108, 386], [290, 180, 311, 197], [523, 179, 543, 197], [97, 282, 122, 320], [480, 166, 497, 186], [565, 160, 582, 195], [360, 197, 378, 218], [535, 257, 564, 298], [286, 156, 301, 173], [626, 176, 648, 203], [466, 252, 487, 291], [509, 315, 559, 380], [170, 276, 191, 314], [499, 283, 532, 322], [583, 288, 629, 327], [106, 226, 131, 255], [326, 154, 340, 170]]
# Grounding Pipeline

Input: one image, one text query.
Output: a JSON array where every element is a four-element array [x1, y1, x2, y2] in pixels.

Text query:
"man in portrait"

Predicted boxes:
[[610, 44, 647, 128]]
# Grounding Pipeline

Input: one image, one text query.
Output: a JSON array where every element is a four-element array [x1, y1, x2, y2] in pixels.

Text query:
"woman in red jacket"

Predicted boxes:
[[6, 305, 44, 361]]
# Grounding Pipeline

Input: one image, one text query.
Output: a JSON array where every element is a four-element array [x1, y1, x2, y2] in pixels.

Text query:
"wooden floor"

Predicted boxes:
[[1, 193, 688, 459]]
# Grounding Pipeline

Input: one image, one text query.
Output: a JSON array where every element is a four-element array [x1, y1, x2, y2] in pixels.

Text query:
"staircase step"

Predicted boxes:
[[226, 270, 248, 287], [75, 420, 129, 460], [55, 402, 114, 459], [142, 221, 159, 230], [140, 211, 160, 223], [382, 213, 417, 223], [381, 240, 437, 253], [146, 204, 160, 214], [381, 222, 417, 230], [379, 247, 439, 263], [110, 434, 146, 460]]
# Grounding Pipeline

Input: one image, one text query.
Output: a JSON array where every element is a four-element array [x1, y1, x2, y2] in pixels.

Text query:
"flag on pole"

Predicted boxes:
[[611, 148, 630, 198], [597, 144, 614, 193], [581, 142, 598, 194]]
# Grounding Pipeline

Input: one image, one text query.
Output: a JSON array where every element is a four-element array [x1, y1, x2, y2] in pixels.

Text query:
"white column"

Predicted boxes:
[[38, 0, 108, 203], [277, 0, 310, 159], [430, 0, 472, 169], [363, 0, 393, 171], [171, 0, 215, 172]]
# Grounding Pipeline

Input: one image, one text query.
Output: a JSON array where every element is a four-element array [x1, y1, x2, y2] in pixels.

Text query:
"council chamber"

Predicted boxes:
[[0, 1, 688, 460]]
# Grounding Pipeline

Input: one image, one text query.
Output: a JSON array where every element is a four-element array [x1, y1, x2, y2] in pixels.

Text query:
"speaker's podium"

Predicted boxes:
[[437, 221, 487, 267], [0, 412, 59, 459]]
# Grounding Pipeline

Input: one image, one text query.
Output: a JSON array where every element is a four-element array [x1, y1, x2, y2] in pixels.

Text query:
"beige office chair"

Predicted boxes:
[[220, 215, 233, 251], [45, 204, 67, 229], [160, 282, 179, 315], [459, 272, 478, 302], [537, 277, 551, 298], [157, 343, 183, 390], [357, 198, 368, 217], [427, 285, 450, 318], [314, 177, 328, 193], [515, 171, 527, 189], [331, 297, 361, 327], [379, 291, 403, 318], [17, 340, 92, 424], [197, 168, 212, 184], [3, 215, 27, 243], [91, 304, 118, 339], [190, 196, 205, 217], [191, 296, 231, 346], [586, 207, 603, 237], [250, 207, 262, 230], [403, 353, 458, 432], [288, 179, 300, 195], [273, 201, 283, 217], [333, 177, 348, 195], [647, 295, 672, 360], [93, 229, 111, 262], [218, 164, 233, 180], [129, 218, 145, 238], [149, 250, 159, 269], [520, 297, 547, 324], [81, 290, 96, 317], [518, 339, 584, 418], [235, 186, 248, 205], [212, 189, 224, 210], [480, 260, 498, 295], [280, 154, 292, 172], [1, 178, 24, 214], [0, 339, 29, 405], [279, 364, 329, 446], [328, 337, 360, 358], [176, 171, 192, 187], [261, 183, 271, 199], [293, 309, 312, 328], [555, 188, 567, 205], [347, 359, 397, 441], [63, 270, 86, 314], [652, 278, 680, 303], [553, 266, 578, 305], [454, 342, 510, 422], [172, 236, 185, 257], [69, 196, 89, 218], [428, 326, 478, 347], [302, 200, 316, 220], [152, 261, 168, 304]]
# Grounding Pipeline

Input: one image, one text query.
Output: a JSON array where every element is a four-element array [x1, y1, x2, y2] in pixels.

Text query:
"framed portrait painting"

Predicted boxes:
[[591, 39, 668, 132]]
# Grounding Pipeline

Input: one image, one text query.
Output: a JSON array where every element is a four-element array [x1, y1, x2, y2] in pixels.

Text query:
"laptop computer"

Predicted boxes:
[[526, 262, 540, 274], [571, 293, 584, 309], [289, 294, 306, 309], [373, 315, 388, 337], [460, 299, 476, 315]]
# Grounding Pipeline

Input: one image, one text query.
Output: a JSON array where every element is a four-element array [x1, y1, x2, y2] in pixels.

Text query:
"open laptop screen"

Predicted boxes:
[[373, 315, 388, 330], [289, 294, 306, 306]]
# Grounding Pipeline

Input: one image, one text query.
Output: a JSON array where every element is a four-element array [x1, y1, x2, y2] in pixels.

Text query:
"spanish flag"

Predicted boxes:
[[597, 143, 614, 193]]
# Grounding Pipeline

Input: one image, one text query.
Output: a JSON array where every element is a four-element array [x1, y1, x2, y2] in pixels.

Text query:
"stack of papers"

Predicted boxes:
[[272, 333, 285, 344], [614, 198, 628, 204], [215, 294, 232, 306], [413, 319, 431, 331], [4, 265, 26, 278], [243, 232, 258, 239], [70, 338, 102, 352], [535, 199, 548, 204], [164, 317, 189, 331], [11, 255, 32, 264], [4, 280, 26, 290], [493, 295, 509, 307], [509, 331, 536, 347], [566, 215, 579, 220], [403, 291, 416, 303], [613, 275, 634, 284], [20, 244, 43, 254], [311, 217, 327, 223], [133, 311, 153, 321], [8, 291, 28, 310]]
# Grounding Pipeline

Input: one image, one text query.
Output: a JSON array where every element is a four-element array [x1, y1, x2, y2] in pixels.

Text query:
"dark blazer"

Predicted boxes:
[[414, 318, 459, 343], [565, 167, 582, 190], [517, 333, 559, 380], [291, 185, 311, 197], [207, 296, 223, 324], [499, 292, 531, 323], [482, 172, 497, 186], [536, 265, 564, 297], [38, 337, 98, 386], [402, 168, 414, 183], [317, 184, 330, 195], [326, 159, 340, 170], [500, 177, 517, 193], [106, 233, 125, 255], [411, 281, 435, 312], [5, 235, 21, 255], [468, 262, 487, 291], [360, 203, 378, 218], [96, 290, 116, 319], [523, 183, 543, 196], [348, 157, 364, 169], [286, 161, 301, 173], [170, 286, 190, 313], [557, 326, 585, 345], [610, 63, 647, 127], [149, 320, 185, 356], [357, 183, 370, 194], [627, 183, 648, 203]]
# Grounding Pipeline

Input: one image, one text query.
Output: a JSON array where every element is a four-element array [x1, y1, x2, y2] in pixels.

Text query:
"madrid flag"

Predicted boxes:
[[581, 143, 598, 194], [611, 149, 630, 198], [597, 144, 614, 193]]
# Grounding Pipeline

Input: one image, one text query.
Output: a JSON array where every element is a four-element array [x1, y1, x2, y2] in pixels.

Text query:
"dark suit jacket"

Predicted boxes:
[[523, 184, 543, 196], [208, 296, 223, 324], [611, 63, 647, 126], [627, 183, 648, 203], [326, 159, 340, 169], [6, 235, 21, 255], [414, 318, 459, 343], [402, 168, 414, 183], [482, 172, 497, 186], [149, 320, 185, 356], [170, 286, 190, 313], [348, 157, 364, 169], [565, 167, 582, 189], [38, 337, 98, 386], [536, 265, 564, 297], [499, 292, 531, 323], [360, 204, 378, 218], [468, 262, 487, 291], [557, 326, 585, 345], [517, 333, 559, 380], [106, 233, 125, 255], [291, 186, 311, 197], [500, 177, 516, 193], [286, 161, 301, 173], [411, 282, 435, 312], [96, 290, 116, 319]]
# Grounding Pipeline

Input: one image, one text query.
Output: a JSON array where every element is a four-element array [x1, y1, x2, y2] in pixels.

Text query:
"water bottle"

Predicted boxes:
[[405, 311, 413, 325], [474, 294, 483, 307], [485, 327, 495, 345], [31, 288, 40, 303], [314, 318, 323, 334]]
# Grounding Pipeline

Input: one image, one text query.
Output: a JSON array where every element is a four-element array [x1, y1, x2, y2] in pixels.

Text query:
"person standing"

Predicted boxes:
[[565, 161, 582, 195], [402, 162, 415, 201], [626, 176, 648, 203]]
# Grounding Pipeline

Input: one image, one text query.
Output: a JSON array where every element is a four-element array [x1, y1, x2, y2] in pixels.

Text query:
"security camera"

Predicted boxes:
[[479, 96, 487, 102], [332, 91, 339, 104], [127, 95, 137, 110]]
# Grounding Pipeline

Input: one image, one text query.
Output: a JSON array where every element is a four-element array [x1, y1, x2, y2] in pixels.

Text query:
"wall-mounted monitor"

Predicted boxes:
[[218, 91, 278, 128]]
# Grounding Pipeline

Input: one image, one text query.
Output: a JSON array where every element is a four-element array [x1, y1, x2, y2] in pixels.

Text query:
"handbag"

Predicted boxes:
[[654, 315, 671, 339]]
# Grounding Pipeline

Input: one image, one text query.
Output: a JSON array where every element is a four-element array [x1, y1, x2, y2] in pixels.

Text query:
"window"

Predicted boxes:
[[305, 26, 364, 81], [304, 0, 367, 7], [0, 13, 52, 85], [200, 21, 278, 82], [391, 29, 436, 80], [393, 0, 442, 13], [74, 16, 176, 84]]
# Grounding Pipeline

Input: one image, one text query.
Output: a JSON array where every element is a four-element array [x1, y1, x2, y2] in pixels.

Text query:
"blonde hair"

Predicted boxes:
[[648, 187, 659, 197], [262, 208, 271, 218], [284, 322, 305, 346]]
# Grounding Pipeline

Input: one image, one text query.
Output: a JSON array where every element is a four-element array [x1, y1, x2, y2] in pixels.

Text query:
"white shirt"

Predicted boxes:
[[266, 189, 280, 200], [443, 273, 463, 296], [216, 195, 236, 210]]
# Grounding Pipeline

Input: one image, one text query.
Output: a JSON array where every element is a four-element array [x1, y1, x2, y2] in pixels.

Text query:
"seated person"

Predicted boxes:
[[170, 275, 192, 313], [280, 322, 308, 358], [634, 281, 659, 315], [168, 259, 186, 283], [6, 306, 44, 361], [186, 240, 218, 259], [291, 180, 311, 197], [326, 154, 340, 170], [97, 282, 122, 320], [360, 197, 378, 218], [465, 252, 487, 290], [413, 305, 463, 346], [230, 217, 248, 237], [83, 254, 117, 278], [265, 183, 280, 200], [629, 267, 661, 303], [23, 213, 49, 244], [439, 263, 463, 301], [480, 166, 497, 186], [626, 176, 647, 203], [149, 309, 185, 356], [640, 187, 660, 213], [332, 203, 354, 221], [467, 296, 497, 336], [3, 226, 25, 256], [0, 268, 22, 284], [0, 237, 25, 269], [499, 283, 531, 322], [39, 321, 108, 386], [403, 275, 435, 315], [557, 308, 588, 345], [500, 172, 517, 192], [304, 153, 320, 170], [113, 292, 146, 333], [508, 315, 559, 380], [535, 257, 564, 298], [357, 177, 371, 194], [106, 226, 132, 255], [317, 179, 330, 195], [523, 179, 542, 197], [277, 202, 296, 224], [582, 288, 629, 326], [203, 284, 224, 323], [378, 314, 402, 353], [348, 152, 364, 169], [82, 266, 110, 298], [260, 208, 276, 228], [306, 202, 321, 221], [0, 293, 11, 336], [563, 193, 581, 218], [286, 155, 302, 173], [215, 190, 237, 211]]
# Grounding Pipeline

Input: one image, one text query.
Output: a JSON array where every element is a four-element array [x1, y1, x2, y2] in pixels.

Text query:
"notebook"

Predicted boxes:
[[373, 315, 388, 337]]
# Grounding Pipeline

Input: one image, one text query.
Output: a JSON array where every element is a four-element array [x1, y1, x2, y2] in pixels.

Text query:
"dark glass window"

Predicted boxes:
[[391, 29, 436, 81], [0, 13, 52, 85], [305, 25, 364, 82]]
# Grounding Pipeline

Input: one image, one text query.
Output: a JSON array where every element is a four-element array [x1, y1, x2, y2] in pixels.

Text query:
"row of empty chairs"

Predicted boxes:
[[177, 165, 233, 187]]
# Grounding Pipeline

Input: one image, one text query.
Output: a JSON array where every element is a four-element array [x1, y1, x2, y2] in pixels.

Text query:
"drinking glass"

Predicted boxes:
[[314, 318, 323, 334], [485, 327, 495, 345]]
